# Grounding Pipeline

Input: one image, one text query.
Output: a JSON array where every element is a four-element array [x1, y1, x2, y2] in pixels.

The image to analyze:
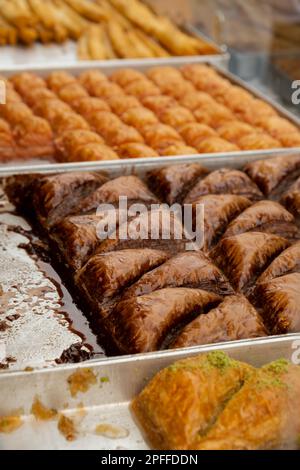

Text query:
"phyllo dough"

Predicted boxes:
[[257, 241, 300, 284], [32, 172, 107, 228], [75, 249, 169, 319], [132, 351, 253, 450], [244, 154, 300, 197], [194, 360, 300, 450], [122, 251, 234, 300], [171, 295, 267, 349], [192, 194, 252, 251], [147, 163, 208, 204], [51, 214, 105, 271], [73, 175, 159, 214], [94, 207, 197, 256], [281, 177, 300, 217], [107, 288, 222, 354], [184, 168, 263, 204], [255, 273, 300, 334], [223, 200, 299, 241], [211, 232, 289, 293]]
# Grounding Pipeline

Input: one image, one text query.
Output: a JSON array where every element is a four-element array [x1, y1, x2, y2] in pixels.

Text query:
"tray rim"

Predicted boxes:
[[1, 333, 299, 379]]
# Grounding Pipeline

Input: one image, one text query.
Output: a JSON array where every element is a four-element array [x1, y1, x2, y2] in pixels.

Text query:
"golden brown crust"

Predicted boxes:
[[184, 168, 263, 203], [223, 200, 298, 241], [171, 295, 267, 349], [132, 352, 253, 450], [211, 232, 289, 293], [193, 194, 252, 251], [108, 288, 222, 354]]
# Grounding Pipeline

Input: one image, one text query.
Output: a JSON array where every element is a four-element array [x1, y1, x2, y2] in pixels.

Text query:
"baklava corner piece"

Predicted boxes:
[[131, 352, 253, 450], [194, 360, 300, 450]]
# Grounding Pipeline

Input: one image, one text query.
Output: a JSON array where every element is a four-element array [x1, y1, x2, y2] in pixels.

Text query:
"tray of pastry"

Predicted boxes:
[[0, 335, 300, 449], [1, 150, 300, 372], [0, 0, 224, 63], [1, 59, 300, 171]]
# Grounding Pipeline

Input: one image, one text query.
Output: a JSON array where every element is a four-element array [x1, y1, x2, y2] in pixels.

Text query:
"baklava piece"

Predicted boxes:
[[146, 66, 184, 88], [141, 95, 177, 116], [254, 116, 299, 140], [244, 154, 300, 197], [34, 99, 72, 123], [179, 123, 217, 149], [106, 95, 140, 116], [124, 79, 161, 99], [51, 214, 105, 270], [50, 112, 89, 135], [69, 143, 119, 162], [47, 71, 77, 93], [56, 82, 89, 105], [132, 351, 252, 450], [116, 143, 158, 159], [95, 207, 196, 256], [74, 175, 159, 214], [196, 137, 239, 153], [110, 68, 145, 88], [120, 107, 158, 132], [171, 295, 267, 349], [195, 361, 300, 450], [91, 113, 144, 146], [20, 87, 56, 108], [211, 232, 289, 293], [13, 116, 54, 159], [255, 273, 300, 334], [10, 72, 47, 97], [193, 194, 252, 251], [159, 106, 195, 130], [55, 129, 104, 160], [281, 177, 300, 217], [237, 133, 281, 150], [122, 251, 234, 300], [223, 200, 299, 241], [72, 97, 110, 119], [194, 103, 235, 129], [179, 91, 216, 112], [75, 249, 169, 318], [217, 86, 253, 112], [4, 174, 41, 210], [0, 102, 33, 125], [217, 121, 254, 144], [257, 241, 300, 284], [184, 168, 263, 204], [280, 133, 300, 148], [85, 80, 124, 100], [161, 144, 198, 156], [32, 172, 107, 229], [107, 288, 221, 354], [142, 123, 183, 153], [147, 163, 208, 204], [78, 70, 108, 93], [0, 118, 15, 161]]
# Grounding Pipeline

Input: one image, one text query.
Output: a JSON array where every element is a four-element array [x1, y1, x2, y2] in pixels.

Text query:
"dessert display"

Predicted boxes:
[[0, 0, 218, 59], [1, 64, 300, 164], [4, 153, 300, 355], [132, 351, 300, 450]]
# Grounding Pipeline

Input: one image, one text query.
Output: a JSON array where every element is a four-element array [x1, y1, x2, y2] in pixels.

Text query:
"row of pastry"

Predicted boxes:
[[1, 64, 300, 163], [5, 153, 300, 355]]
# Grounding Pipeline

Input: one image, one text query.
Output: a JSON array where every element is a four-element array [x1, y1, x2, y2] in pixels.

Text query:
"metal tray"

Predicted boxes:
[[0, 334, 299, 450], [1, 149, 299, 373], [1, 57, 300, 173]]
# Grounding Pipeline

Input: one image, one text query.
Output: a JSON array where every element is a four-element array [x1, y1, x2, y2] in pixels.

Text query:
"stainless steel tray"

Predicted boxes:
[[0, 334, 299, 450], [1, 149, 299, 373], [1, 57, 300, 173]]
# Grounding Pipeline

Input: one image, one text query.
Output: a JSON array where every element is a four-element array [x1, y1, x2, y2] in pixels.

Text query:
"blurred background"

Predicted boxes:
[[145, 0, 300, 115]]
